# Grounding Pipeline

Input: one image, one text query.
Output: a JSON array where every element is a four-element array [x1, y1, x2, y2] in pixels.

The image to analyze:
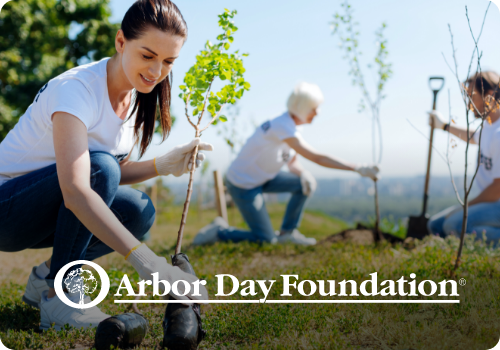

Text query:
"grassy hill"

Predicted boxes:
[[0, 204, 499, 349]]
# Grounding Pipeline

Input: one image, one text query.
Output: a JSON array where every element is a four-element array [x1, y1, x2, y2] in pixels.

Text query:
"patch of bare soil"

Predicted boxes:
[[321, 224, 405, 245]]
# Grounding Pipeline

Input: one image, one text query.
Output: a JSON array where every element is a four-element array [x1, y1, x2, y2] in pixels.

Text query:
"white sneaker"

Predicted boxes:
[[277, 229, 317, 246], [192, 217, 228, 246], [39, 290, 110, 331], [22, 266, 49, 309]]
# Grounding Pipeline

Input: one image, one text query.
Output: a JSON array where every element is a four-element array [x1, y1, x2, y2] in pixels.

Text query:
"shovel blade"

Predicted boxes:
[[407, 215, 430, 239]]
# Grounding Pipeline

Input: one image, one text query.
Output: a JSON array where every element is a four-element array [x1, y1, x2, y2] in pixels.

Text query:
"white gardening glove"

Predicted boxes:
[[428, 110, 446, 130], [126, 244, 208, 302], [354, 164, 380, 181], [155, 138, 213, 177], [300, 170, 317, 196]]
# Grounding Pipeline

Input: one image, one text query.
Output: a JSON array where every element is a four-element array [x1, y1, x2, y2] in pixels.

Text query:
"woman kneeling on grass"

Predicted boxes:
[[428, 71, 500, 242], [193, 82, 379, 246], [0, 0, 209, 330]]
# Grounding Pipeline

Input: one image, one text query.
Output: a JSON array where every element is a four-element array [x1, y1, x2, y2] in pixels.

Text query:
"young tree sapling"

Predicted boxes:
[[331, 0, 392, 238], [175, 9, 250, 254]]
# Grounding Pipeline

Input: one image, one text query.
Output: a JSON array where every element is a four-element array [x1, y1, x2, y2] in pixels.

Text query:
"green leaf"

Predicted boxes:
[[219, 115, 228, 122], [224, 42, 230, 50], [193, 108, 199, 116]]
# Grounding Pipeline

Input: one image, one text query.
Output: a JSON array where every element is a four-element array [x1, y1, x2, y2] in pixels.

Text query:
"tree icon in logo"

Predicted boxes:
[[63, 268, 98, 305]]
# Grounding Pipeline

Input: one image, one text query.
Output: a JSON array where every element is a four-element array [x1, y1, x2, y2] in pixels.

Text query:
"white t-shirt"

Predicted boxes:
[[473, 118, 500, 192], [226, 112, 300, 189], [0, 58, 136, 187]]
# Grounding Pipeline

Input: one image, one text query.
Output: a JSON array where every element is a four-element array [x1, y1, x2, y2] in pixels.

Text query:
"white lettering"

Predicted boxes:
[[152, 272, 170, 297], [318, 280, 337, 296], [281, 275, 299, 296], [338, 280, 359, 296], [215, 274, 239, 296], [438, 280, 458, 296], [298, 280, 317, 296], [172, 280, 191, 296], [418, 280, 437, 296], [360, 273, 379, 296], [114, 274, 137, 296]]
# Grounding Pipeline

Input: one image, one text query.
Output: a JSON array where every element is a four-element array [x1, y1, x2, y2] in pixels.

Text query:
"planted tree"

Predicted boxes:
[[441, 4, 498, 270], [331, 0, 392, 237], [175, 8, 250, 254], [163, 10, 250, 349]]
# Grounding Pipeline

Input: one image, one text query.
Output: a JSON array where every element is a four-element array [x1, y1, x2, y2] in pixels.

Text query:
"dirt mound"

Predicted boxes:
[[321, 224, 405, 245]]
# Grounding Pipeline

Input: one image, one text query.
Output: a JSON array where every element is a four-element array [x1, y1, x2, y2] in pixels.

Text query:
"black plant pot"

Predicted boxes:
[[95, 312, 149, 350], [163, 253, 206, 350]]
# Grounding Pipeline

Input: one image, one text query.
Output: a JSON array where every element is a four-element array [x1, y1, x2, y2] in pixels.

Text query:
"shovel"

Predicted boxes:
[[407, 76, 445, 239]]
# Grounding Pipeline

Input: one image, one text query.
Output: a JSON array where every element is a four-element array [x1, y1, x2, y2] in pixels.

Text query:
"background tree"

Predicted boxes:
[[0, 0, 119, 140], [331, 0, 392, 237]]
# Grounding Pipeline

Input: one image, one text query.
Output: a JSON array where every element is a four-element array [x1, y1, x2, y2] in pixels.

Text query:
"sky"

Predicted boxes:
[[109, 0, 500, 181]]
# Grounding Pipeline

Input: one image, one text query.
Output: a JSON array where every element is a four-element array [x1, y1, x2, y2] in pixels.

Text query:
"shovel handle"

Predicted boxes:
[[429, 77, 445, 110], [422, 76, 445, 215]]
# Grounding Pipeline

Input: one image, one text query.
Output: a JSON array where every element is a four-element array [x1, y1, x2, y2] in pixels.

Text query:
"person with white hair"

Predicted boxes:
[[193, 82, 379, 246]]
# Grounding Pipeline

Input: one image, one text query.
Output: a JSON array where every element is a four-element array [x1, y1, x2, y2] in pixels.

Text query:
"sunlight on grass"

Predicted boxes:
[[1, 204, 499, 349]]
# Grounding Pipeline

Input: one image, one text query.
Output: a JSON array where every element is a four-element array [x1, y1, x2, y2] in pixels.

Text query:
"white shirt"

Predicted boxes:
[[0, 58, 136, 187], [226, 112, 300, 189], [473, 117, 500, 192]]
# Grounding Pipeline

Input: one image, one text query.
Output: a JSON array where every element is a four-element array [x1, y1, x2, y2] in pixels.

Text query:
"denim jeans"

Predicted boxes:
[[218, 171, 309, 243], [427, 202, 500, 242], [0, 151, 155, 288]]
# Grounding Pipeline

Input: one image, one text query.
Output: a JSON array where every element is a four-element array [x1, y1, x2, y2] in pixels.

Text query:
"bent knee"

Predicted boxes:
[[442, 218, 461, 236], [126, 190, 156, 237], [89, 152, 121, 190]]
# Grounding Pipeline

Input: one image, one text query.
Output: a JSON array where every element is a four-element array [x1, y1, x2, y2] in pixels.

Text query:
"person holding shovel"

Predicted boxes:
[[427, 71, 500, 242], [193, 82, 379, 246], [0, 0, 209, 330]]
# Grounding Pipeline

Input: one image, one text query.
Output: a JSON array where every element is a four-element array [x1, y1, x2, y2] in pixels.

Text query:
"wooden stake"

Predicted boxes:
[[213, 170, 228, 223]]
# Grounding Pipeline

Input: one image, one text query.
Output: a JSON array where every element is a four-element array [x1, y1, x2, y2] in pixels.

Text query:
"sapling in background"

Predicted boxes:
[[441, 4, 499, 270], [176, 9, 250, 254], [331, 0, 393, 238]]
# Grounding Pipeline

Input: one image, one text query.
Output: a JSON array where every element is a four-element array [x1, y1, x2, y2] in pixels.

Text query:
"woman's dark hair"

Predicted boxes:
[[465, 70, 500, 102], [121, 0, 187, 157]]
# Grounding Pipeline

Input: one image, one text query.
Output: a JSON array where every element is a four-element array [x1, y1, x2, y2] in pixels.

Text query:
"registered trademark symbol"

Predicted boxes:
[[459, 278, 466, 286]]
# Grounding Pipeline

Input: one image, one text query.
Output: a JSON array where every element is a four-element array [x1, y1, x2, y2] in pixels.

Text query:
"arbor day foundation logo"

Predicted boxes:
[[54, 260, 110, 309], [64, 268, 99, 305]]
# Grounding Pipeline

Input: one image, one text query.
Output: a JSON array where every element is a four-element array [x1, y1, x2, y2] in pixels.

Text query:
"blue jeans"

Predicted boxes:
[[428, 202, 500, 242], [218, 172, 309, 243], [0, 151, 155, 288]]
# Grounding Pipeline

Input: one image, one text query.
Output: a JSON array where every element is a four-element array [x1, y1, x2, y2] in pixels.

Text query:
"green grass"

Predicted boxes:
[[1, 204, 499, 349]]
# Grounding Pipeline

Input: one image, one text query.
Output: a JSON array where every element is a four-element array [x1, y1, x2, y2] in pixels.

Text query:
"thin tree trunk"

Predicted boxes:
[[454, 197, 469, 270], [175, 130, 200, 255], [374, 180, 383, 241]]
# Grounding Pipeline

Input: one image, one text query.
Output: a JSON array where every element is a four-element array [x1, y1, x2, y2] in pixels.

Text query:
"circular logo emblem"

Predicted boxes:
[[54, 260, 110, 309]]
